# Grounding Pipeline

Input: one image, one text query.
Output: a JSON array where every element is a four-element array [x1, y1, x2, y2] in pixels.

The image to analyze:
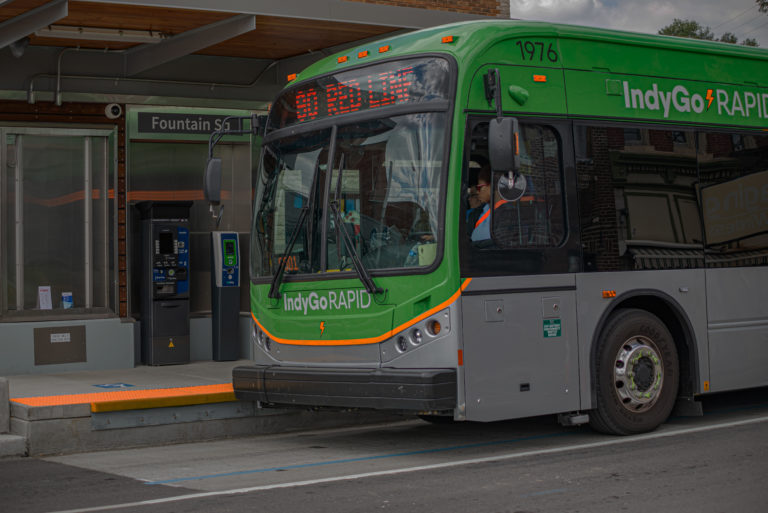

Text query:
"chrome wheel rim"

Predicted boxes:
[[613, 336, 664, 413]]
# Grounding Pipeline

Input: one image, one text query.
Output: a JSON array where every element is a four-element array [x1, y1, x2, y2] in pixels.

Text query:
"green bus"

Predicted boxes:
[[217, 20, 768, 435]]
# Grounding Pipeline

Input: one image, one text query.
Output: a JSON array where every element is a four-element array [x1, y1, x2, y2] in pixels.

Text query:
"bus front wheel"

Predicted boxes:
[[590, 308, 679, 435]]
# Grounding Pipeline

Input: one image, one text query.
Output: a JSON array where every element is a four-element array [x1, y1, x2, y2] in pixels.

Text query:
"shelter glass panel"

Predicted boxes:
[[1, 130, 115, 316]]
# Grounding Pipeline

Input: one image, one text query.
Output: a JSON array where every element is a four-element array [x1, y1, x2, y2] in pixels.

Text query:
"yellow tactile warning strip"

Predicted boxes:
[[11, 383, 236, 413]]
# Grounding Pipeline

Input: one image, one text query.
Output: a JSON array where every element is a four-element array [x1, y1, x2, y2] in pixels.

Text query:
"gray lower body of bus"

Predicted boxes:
[[234, 268, 768, 435]]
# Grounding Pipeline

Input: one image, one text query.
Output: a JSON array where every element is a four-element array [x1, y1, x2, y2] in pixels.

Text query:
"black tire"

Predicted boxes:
[[590, 308, 679, 435]]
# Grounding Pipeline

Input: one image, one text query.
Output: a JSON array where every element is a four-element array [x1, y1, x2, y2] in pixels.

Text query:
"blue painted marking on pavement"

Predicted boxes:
[[522, 488, 568, 498], [93, 383, 134, 389], [145, 431, 574, 485]]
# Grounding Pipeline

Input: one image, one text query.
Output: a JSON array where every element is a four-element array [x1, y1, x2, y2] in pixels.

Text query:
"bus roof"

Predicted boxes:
[[280, 20, 767, 130], [290, 19, 768, 86]]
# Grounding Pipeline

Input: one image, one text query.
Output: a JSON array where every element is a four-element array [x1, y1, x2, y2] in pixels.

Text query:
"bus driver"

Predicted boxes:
[[470, 166, 492, 242]]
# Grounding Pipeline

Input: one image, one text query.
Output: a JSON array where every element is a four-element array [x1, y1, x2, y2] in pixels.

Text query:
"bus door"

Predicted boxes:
[[460, 276, 579, 422], [459, 120, 581, 421]]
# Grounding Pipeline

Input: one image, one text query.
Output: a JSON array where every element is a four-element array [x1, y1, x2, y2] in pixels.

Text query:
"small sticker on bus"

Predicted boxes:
[[543, 319, 562, 338]]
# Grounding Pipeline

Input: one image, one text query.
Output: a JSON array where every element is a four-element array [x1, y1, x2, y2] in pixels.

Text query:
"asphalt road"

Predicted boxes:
[[2, 387, 767, 513]]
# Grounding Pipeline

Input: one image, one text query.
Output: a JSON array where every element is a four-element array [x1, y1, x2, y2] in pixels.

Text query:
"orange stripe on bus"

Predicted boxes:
[[253, 278, 473, 346]]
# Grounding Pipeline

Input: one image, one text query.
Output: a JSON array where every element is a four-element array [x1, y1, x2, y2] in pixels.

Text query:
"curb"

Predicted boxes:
[[1, 378, 26, 458]]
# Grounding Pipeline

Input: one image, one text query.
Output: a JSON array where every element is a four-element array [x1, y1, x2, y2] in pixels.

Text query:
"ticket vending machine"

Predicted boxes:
[[138, 201, 192, 365], [211, 231, 240, 361]]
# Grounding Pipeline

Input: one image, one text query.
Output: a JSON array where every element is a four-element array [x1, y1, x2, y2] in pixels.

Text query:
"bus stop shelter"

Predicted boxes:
[[0, 0, 508, 375], [0, 0, 497, 104]]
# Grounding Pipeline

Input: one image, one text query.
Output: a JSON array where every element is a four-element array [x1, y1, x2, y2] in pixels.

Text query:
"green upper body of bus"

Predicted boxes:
[[249, 20, 768, 348]]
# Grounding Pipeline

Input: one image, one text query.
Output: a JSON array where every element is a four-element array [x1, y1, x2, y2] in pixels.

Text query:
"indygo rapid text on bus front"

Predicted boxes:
[[283, 289, 373, 315]]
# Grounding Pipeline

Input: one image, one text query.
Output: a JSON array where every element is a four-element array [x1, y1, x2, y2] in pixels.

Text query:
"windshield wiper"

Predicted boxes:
[[329, 200, 382, 295], [268, 158, 321, 299], [330, 157, 382, 295], [268, 205, 308, 299]]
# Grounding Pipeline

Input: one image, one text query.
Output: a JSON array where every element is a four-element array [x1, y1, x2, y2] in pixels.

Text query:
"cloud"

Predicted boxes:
[[509, 0, 766, 45]]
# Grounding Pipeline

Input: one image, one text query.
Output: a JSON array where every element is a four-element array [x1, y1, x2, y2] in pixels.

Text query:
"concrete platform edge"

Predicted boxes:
[[11, 402, 92, 421], [13, 403, 402, 456], [0, 377, 8, 434], [0, 434, 26, 458]]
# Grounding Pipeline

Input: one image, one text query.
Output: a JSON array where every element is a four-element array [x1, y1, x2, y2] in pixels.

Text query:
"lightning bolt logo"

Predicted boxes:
[[320, 321, 325, 335], [706, 89, 714, 110]]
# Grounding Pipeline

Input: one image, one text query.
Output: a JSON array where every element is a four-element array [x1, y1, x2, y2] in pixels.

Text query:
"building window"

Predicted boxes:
[[1, 128, 116, 316], [575, 125, 702, 272], [623, 128, 643, 144], [699, 131, 768, 268], [731, 133, 745, 152]]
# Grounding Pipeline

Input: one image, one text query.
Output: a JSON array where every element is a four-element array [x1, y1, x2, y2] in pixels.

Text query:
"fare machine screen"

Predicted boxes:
[[152, 227, 189, 297], [213, 232, 239, 288]]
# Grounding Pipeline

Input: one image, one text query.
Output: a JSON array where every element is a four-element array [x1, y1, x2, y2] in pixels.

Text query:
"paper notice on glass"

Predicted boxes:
[[38, 286, 53, 310]]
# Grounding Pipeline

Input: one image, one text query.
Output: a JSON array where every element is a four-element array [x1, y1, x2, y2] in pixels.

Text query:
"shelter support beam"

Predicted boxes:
[[82, 0, 485, 29], [0, 0, 68, 50], [123, 14, 256, 76]]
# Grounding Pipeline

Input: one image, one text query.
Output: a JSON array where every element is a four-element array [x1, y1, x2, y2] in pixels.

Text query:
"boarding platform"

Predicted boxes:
[[0, 361, 397, 457]]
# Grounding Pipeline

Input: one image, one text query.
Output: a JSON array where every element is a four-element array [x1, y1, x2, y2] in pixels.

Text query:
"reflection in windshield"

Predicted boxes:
[[251, 129, 330, 278], [251, 113, 446, 280]]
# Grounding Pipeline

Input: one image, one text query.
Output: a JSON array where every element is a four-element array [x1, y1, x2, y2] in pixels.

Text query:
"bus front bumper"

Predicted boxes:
[[232, 365, 457, 411]]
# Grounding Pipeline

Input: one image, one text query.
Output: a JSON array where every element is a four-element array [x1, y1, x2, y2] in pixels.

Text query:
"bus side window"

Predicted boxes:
[[491, 124, 566, 249]]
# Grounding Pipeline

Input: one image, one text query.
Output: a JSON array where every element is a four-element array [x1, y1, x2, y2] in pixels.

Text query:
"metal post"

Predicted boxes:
[[102, 137, 110, 308], [0, 129, 5, 315], [84, 136, 92, 308], [15, 134, 24, 310]]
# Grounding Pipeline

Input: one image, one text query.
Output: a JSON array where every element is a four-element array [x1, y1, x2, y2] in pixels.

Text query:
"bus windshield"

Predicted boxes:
[[251, 111, 448, 280]]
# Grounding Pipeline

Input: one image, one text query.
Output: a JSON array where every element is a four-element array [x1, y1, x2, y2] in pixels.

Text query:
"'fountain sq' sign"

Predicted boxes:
[[138, 112, 242, 135]]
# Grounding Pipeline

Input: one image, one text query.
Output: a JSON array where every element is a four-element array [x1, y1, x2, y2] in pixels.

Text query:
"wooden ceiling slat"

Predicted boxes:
[[1, 0, 406, 60]]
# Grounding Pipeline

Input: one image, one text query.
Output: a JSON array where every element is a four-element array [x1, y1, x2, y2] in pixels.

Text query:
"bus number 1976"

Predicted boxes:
[[515, 40, 559, 63]]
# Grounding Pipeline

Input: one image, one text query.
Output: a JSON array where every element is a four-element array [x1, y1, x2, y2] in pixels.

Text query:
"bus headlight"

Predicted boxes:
[[396, 336, 408, 353], [410, 328, 423, 345]]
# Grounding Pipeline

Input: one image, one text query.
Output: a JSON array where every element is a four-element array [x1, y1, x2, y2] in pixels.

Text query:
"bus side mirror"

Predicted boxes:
[[488, 117, 520, 173], [204, 157, 222, 204], [489, 118, 527, 201]]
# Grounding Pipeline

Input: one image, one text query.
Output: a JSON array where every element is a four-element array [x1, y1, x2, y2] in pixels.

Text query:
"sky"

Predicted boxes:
[[509, 0, 768, 47]]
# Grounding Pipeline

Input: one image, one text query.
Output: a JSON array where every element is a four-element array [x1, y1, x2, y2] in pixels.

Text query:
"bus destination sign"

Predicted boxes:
[[293, 66, 415, 123], [270, 57, 451, 130]]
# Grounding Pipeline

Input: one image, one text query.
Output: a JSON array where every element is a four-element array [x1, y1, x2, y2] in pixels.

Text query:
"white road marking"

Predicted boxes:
[[48, 415, 768, 513]]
